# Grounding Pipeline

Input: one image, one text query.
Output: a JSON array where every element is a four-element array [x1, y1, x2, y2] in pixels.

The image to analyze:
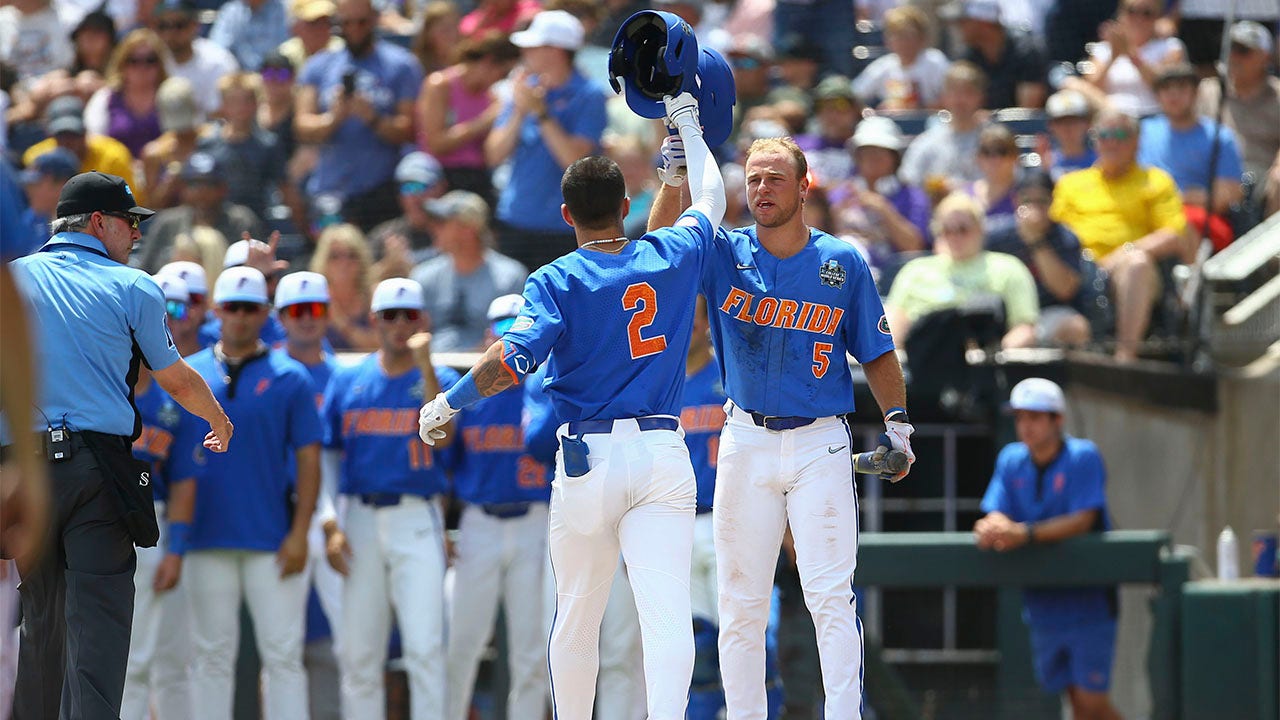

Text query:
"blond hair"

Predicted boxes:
[[884, 6, 929, 36], [105, 29, 171, 91], [943, 60, 988, 94], [171, 226, 229, 287], [310, 223, 374, 296], [217, 71, 264, 103], [930, 192, 986, 238], [744, 137, 809, 180]]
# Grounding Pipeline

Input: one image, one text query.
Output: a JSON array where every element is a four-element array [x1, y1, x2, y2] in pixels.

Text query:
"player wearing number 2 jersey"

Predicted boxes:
[[417, 92, 725, 720], [650, 135, 916, 720]]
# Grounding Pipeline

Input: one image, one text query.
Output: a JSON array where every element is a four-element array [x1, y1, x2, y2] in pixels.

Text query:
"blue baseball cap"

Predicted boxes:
[[21, 148, 80, 185]]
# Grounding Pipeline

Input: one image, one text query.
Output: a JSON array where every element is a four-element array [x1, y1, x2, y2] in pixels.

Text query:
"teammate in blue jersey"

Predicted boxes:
[[173, 266, 323, 720], [122, 273, 199, 720], [157, 261, 214, 357], [419, 92, 726, 720], [446, 294, 552, 720], [650, 135, 915, 720], [320, 278, 459, 720]]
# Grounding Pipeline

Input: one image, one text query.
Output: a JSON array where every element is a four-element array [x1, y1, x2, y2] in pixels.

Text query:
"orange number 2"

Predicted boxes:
[[623, 282, 668, 359], [812, 342, 833, 378]]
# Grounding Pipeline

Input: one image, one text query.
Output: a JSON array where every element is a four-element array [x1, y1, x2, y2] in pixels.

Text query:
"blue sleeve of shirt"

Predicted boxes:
[[501, 272, 564, 364], [841, 252, 896, 363], [1067, 440, 1108, 515], [1217, 127, 1245, 181], [207, 4, 237, 50], [436, 365, 461, 392], [980, 446, 1015, 515], [646, 208, 713, 266], [563, 83, 607, 144], [298, 53, 325, 90], [287, 368, 324, 449], [393, 53, 424, 103], [130, 275, 182, 372], [165, 408, 205, 483], [320, 367, 349, 449]]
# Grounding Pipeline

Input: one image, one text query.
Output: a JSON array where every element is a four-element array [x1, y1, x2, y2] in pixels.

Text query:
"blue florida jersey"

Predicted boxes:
[[681, 359, 727, 511], [502, 210, 716, 422], [449, 387, 551, 505], [981, 436, 1114, 626], [701, 226, 895, 417], [274, 348, 338, 412], [132, 380, 199, 502], [322, 354, 460, 497], [171, 348, 324, 551]]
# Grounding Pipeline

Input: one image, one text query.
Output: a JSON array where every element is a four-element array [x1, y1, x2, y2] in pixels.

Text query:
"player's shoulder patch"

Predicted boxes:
[[819, 258, 847, 289], [510, 316, 534, 333], [878, 314, 892, 335]]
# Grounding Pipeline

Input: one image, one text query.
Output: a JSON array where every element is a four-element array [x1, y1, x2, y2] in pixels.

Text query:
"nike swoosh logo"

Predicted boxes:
[[828, 445, 846, 454], [736, 263, 756, 270]]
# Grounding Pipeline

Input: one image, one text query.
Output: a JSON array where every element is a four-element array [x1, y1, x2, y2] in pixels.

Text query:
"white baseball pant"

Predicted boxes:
[[690, 512, 718, 624], [715, 409, 864, 720], [307, 513, 344, 651], [121, 511, 192, 720], [447, 502, 548, 720], [542, 555, 647, 720], [338, 495, 446, 720], [547, 419, 696, 720], [185, 550, 310, 720]]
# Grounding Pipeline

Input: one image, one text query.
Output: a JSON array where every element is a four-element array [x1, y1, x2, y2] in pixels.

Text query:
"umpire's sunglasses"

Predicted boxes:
[[379, 308, 421, 322], [165, 300, 189, 321], [102, 211, 142, 229], [282, 301, 328, 319]]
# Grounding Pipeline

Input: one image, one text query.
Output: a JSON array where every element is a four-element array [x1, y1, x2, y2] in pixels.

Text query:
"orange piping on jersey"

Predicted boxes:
[[499, 341, 521, 385]]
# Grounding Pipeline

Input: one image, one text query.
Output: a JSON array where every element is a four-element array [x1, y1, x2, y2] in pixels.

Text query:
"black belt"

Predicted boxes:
[[480, 502, 534, 519], [566, 416, 679, 436], [357, 492, 430, 508], [739, 408, 817, 431], [696, 505, 713, 515]]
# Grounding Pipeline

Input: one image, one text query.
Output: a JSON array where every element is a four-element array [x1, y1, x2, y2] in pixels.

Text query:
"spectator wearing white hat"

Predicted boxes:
[[484, 9, 608, 271], [409, 190, 528, 352], [974, 377, 1120, 720], [1041, 90, 1097, 181], [177, 265, 324, 720], [367, 151, 447, 279]]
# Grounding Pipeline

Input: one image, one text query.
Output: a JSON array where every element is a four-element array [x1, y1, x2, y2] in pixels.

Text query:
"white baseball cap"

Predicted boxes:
[[274, 271, 330, 309], [370, 278, 425, 312], [939, 0, 1000, 23], [1008, 378, 1066, 414], [159, 260, 208, 295], [153, 272, 190, 303], [213, 266, 269, 305], [1045, 89, 1092, 120], [1230, 21, 1273, 54], [223, 238, 272, 269], [852, 115, 906, 152], [487, 294, 525, 334], [511, 10, 584, 51]]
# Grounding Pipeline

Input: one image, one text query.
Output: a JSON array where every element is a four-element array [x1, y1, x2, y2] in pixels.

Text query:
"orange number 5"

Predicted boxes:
[[812, 342, 833, 378], [623, 282, 668, 359]]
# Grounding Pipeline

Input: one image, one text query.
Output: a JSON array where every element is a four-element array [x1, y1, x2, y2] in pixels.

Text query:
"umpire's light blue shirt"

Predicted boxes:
[[10, 232, 182, 437]]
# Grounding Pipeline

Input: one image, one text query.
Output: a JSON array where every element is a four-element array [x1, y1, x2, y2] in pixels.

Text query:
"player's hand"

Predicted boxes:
[[276, 530, 308, 577], [419, 393, 458, 446], [241, 231, 290, 279], [407, 332, 433, 367], [663, 92, 700, 133], [204, 417, 233, 453], [153, 553, 182, 592], [882, 418, 915, 482], [657, 134, 687, 187], [325, 528, 351, 576], [443, 531, 456, 567]]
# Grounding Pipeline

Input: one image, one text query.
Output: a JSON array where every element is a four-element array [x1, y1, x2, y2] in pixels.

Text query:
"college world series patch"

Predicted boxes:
[[819, 259, 846, 289]]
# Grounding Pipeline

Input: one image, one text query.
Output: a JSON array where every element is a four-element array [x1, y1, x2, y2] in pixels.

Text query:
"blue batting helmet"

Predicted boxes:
[[692, 46, 736, 147], [608, 10, 699, 119]]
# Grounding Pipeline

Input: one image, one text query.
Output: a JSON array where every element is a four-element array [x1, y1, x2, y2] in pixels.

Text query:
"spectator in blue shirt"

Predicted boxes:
[[209, 0, 291, 71], [295, 0, 423, 231], [1043, 89, 1097, 182], [974, 378, 1121, 720], [484, 10, 607, 271]]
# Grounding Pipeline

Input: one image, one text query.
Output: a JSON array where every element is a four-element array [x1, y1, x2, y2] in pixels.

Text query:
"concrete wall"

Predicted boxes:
[[1064, 359, 1280, 719]]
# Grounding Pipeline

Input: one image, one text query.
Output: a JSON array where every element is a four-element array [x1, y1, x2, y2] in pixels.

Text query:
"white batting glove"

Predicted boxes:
[[883, 417, 915, 480], [418, 393, 458, 446], [657, 133, 687, 187], [664, 92, 700, 134]]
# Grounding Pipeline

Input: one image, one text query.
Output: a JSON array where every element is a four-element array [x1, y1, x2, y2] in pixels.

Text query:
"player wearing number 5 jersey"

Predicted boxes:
[[650, 135, 915, 720], [418, 92, 725, 720], [318, 278, 459, 720]]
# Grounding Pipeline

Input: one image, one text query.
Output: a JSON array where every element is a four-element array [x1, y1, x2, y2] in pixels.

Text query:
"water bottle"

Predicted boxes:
[[1217, 526, 1239, 581]]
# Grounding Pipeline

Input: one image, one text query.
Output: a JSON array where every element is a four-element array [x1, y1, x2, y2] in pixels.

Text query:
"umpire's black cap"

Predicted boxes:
[[56, 171, 155, 219]]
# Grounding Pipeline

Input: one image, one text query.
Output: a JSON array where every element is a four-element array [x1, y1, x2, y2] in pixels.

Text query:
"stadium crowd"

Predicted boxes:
[[2, 0, 1279, 718]]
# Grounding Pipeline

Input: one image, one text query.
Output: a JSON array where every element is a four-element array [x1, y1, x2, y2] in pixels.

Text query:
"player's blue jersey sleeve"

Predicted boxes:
[[644, 208, 715, 269], [980, 445, 1017, 516], [502, 272, 563, 365], [841, 254, 896, 364], [285, 366, 324, 449], [1065, 439, 1108, 516]]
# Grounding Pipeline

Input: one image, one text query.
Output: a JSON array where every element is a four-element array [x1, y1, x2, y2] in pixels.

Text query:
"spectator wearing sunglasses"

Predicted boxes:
[[209, 0, 290, 71], [941, 0, 1049, 110], [159, 260, 215, 356], [1051, 109, 1187, 362], [410, 190, 528, 352], [154, 0, 240, 117], [310, 223, 380, 351], [367, 151, 447, 278], [84, 29, 170, 158], [176, 265, 322, 720], [964, 124, 1022, 236]]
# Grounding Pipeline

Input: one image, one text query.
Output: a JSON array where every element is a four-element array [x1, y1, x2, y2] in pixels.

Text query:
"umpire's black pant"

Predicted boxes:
[[14, 434, 135, 720]]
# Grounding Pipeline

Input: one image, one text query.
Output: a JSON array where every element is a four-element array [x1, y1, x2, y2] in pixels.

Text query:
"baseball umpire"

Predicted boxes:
[[418, 92, 726, 720], [8, 171, 233, 720]]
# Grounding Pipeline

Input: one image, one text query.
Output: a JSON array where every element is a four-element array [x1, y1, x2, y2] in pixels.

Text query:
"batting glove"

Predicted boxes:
[[418, 393, 458, 446], [664, 92, 701, 134], [883, 413, 915, 480], [657, 134, 687, 187]]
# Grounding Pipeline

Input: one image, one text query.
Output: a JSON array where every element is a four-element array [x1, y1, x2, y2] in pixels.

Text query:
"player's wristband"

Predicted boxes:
[[443, 374, 481, 410], [1025, 523, 1037, 544], [884, 407, 909, 424], [168, 521, 192, 556]]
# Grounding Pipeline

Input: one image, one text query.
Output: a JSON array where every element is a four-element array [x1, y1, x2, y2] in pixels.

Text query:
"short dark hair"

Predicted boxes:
[[561, 156, 625, 230]]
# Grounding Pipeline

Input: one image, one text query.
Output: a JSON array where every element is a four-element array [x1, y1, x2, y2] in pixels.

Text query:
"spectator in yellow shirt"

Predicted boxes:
[[1050, 108, 1188, 362], [22, 95, 144, 205], [887, 192, 1040, 350]]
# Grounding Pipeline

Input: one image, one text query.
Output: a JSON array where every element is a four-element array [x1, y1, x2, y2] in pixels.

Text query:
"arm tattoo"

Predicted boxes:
[[472, 341, 517, 398]]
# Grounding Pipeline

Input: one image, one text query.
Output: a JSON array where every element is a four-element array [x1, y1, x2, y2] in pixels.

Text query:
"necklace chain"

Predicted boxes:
[[579, 236, 631, 252]]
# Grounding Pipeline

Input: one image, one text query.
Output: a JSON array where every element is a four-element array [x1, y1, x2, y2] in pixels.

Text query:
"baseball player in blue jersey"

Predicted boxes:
[[158, 260, 213, 357], [418, 93, 725, 720], [319, 278, 460, 720], [121, 273, 199, 720], [649, 135, 915, 720], [175, 266, 324, 720], [446, 294, 553, 720]]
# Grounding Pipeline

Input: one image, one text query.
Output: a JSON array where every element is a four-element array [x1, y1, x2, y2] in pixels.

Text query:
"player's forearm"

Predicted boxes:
[[318, 448, 341, 529], [290, 444, 321, 535], [166, 478, 196, 524], [417, 356, 456, 449], [648, 182, 686, 232], [678, 119, 726, 228], [862, 349, 907, 417], [467, 340, 519, 399], [1025, 508, 1099, 543]]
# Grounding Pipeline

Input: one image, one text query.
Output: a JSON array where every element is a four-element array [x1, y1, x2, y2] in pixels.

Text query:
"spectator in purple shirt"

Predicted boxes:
[[84, 29, 169, 158], [794, 75, 860, 186]]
